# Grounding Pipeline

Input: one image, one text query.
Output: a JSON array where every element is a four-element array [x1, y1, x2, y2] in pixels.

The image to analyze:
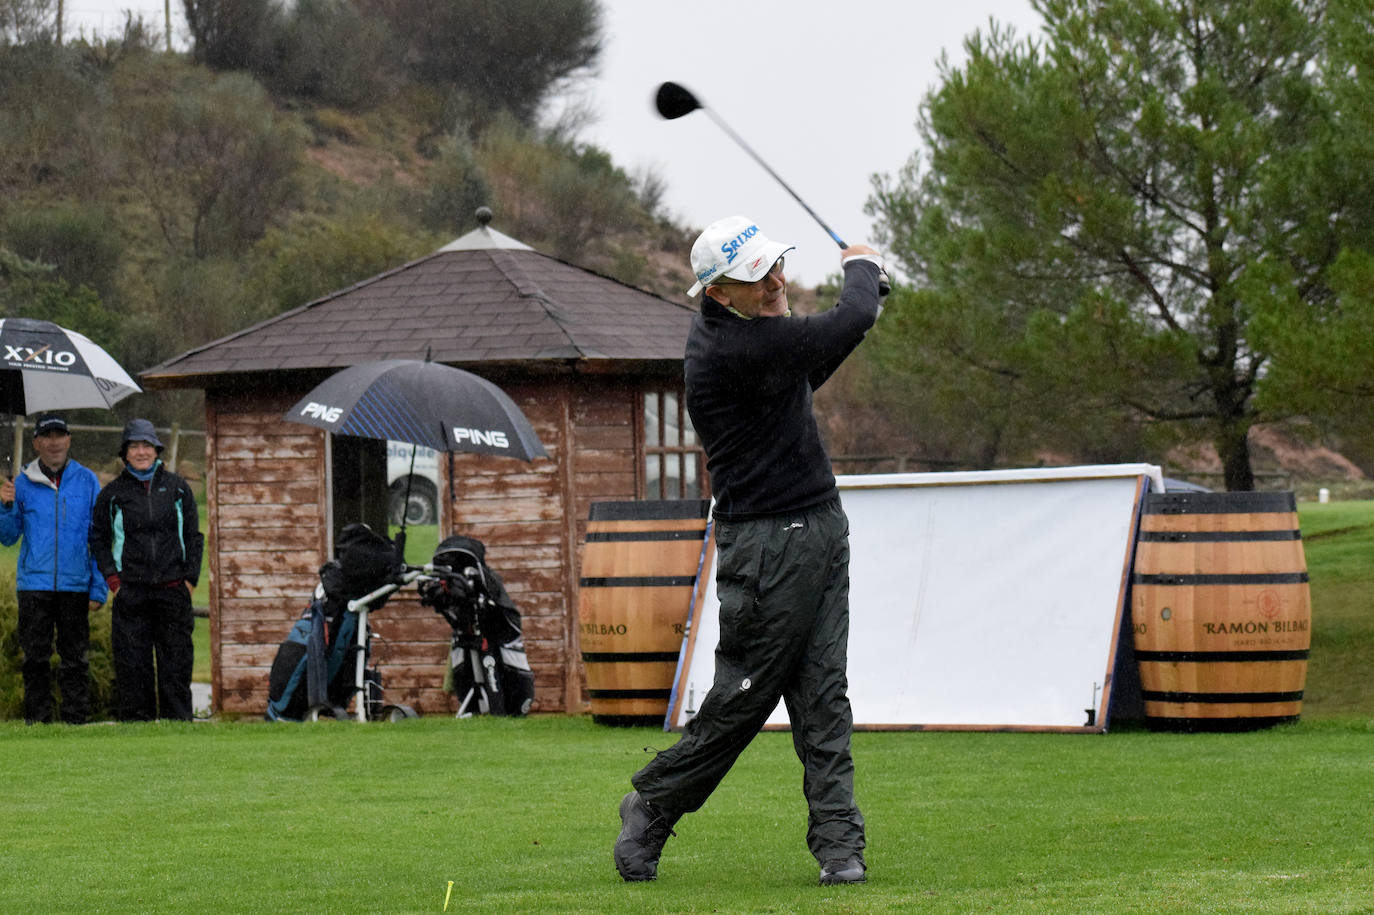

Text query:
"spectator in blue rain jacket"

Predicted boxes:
[[0, 414, 108, 724]]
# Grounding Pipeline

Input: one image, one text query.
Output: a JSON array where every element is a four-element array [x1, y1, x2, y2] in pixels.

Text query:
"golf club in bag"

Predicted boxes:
[[418, 534, 534, 717], [654, 80, 889, 295], [266, 523, 420, 722]]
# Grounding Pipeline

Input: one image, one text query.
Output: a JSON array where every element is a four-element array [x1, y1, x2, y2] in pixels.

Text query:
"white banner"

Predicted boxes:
[[669, 464, 1160, 732]]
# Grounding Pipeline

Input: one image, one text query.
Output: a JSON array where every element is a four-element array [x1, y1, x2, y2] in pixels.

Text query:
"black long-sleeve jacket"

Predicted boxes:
[[90, 464, 204, 587], [684, 259, 883, 520]]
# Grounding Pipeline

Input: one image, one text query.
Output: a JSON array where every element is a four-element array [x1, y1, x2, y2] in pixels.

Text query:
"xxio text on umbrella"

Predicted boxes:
[[4, 345, 78, 368]]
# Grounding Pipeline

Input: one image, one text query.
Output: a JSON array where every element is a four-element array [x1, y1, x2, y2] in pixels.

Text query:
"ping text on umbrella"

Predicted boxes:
[[300, 401, 344, 422], [452, 428, 509, 449]]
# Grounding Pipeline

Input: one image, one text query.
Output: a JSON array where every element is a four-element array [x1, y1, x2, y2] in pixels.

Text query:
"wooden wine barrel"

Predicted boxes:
[[578, 500, 711, 725], [1131, 491, 1311, 731]]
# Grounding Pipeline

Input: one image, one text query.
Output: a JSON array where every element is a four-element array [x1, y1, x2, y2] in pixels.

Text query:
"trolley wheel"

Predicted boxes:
[[381, 704, 419, 722], [307, 704, 349, 721]]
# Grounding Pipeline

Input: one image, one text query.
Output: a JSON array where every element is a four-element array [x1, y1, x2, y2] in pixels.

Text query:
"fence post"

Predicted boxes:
[[168, 421, 181, 473]]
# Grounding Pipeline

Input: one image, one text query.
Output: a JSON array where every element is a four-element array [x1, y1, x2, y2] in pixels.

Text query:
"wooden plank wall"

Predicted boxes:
[[444, 377, 641, 714], [207, 376, 649, 718], [565, 379, 645, 709], [208, 390, 328, 715]]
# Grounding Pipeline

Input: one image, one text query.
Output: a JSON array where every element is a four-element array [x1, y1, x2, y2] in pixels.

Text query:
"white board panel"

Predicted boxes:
[[668, 464, 1155, 731]]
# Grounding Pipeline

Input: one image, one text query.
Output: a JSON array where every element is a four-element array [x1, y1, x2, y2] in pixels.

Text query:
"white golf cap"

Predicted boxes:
[[686, 216, 795, 297]]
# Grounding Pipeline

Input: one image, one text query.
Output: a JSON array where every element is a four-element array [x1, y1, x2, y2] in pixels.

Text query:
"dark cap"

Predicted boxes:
[[117, 418, 164, 458], [34, 414, 69, 437]]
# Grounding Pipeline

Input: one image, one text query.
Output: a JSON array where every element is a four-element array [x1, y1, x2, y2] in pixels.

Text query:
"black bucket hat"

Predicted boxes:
[[117, 418, 164, 458]]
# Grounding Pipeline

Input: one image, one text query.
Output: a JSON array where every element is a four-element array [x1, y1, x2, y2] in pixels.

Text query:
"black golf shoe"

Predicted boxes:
[[613, 791, 677, 881], [819, 856, 866, 886]]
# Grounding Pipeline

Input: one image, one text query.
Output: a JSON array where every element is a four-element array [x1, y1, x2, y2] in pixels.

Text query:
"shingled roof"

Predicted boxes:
[[141, 217, 696, 388]]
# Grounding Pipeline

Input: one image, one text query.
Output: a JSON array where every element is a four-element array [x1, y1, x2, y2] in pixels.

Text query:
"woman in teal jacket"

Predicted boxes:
[[0, 414, 108, 724], [89, 419, 203, 722]]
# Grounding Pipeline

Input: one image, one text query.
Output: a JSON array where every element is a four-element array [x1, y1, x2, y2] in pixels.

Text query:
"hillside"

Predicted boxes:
[[5, 29, 1368, 490], [293, 105, 700, 304], [0, 32, 706, 434]]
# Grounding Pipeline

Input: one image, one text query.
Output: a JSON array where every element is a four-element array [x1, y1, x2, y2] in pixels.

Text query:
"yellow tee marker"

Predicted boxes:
[[444, 880, 454, 911]]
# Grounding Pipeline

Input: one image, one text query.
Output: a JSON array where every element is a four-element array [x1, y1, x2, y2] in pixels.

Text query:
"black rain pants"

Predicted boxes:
[[17, 590, 91, 724], [111, 583, 194, 721], [631, 496, 866, 865]]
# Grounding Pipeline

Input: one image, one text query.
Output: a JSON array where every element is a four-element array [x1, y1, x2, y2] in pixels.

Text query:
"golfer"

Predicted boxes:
[[0, 414, 107, 724], [90, 419, 204, 721], [614, 216, 886, 885]]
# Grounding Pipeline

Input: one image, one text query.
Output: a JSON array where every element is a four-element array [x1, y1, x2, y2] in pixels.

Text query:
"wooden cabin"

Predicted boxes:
[[141, 216, 707, 716]]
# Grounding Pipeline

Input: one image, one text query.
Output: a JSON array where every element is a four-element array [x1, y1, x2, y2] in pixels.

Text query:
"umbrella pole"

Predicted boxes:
[[394, 444, 419, 559], [10, 415, 23, 477]]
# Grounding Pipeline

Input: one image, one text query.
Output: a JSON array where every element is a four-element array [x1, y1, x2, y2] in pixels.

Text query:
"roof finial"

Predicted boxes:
[[436, 207, 532, 253]]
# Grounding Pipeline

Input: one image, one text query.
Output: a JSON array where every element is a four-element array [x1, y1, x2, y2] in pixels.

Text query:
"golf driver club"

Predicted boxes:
[[654, 80, 889, 295]]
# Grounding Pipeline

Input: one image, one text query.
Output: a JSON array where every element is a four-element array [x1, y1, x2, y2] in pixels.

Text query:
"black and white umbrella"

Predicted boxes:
[[284, 359, 547, 461], [0, 317, 141, 413]]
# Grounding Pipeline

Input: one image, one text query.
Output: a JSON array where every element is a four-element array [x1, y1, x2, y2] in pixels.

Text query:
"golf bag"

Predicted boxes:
[[266, 523, 403, 721], [418, 534, 534, 717]]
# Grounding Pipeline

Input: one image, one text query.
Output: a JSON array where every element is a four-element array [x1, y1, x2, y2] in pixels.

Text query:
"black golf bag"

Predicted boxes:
[[418, 534, 535, 717], [266, 523, 403, 721]]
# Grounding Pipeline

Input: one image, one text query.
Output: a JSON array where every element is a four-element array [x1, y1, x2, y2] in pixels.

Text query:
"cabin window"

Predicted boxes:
[[329, 436, 389, 546], [643, 389, 706, 500], [328, 436, 439, 565]]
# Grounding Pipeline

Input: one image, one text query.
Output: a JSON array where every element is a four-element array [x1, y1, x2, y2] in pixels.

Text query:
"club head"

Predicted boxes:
[[655, 81, 701, 120]]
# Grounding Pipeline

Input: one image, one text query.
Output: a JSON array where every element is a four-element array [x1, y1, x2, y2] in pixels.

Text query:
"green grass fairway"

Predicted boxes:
[[392, 521, 440, 567], [2, 716, 1372, 913], [3, 499, 1373, 912], [192, 615, 210, 682], [1294, 502, 1374, 718]]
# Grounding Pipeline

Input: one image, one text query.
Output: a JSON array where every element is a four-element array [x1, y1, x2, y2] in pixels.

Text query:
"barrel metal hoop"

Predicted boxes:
[[586, 529, 707, 542], [1143, 491, 1296, 514], [588, 500, 711, 521], [581, 652, 681, 663], [1136, 529, 1301, 542], [587, 688, 673, 700], [1142, 689, 1305, 704], [1135, 649, 1310, 662], [1131, 572, 1309, 586], [578, 576, 697, 588]]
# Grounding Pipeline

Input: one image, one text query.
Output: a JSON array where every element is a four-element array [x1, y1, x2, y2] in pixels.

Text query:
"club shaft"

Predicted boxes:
[[703, 109, 848, 250]]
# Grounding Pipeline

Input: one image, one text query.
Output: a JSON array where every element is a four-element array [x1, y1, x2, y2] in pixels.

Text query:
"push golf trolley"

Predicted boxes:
[[266, 525, 533, 722], [419, 535, 535, 718], [266, 523, 422, 723]]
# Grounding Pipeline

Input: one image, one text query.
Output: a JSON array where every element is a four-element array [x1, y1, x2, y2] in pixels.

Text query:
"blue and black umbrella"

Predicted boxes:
[[284, 358, 547, 462], [285, 358, 547, 541]]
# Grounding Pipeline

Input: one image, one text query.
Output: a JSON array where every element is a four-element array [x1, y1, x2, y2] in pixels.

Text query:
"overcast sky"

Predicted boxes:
[[63, 0, 1045, 287], [580, 0, 1044, 286]]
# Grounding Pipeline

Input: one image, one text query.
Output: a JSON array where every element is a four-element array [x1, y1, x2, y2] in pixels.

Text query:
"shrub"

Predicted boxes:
[[266, 0, 398, 109], [369, 0, 603, 126], [3, 200, 123, 299], [253, 210, 426, 313], [476, 119, 644, 263], [0, 567, 117, 722], [419, 132, 490, 235]]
